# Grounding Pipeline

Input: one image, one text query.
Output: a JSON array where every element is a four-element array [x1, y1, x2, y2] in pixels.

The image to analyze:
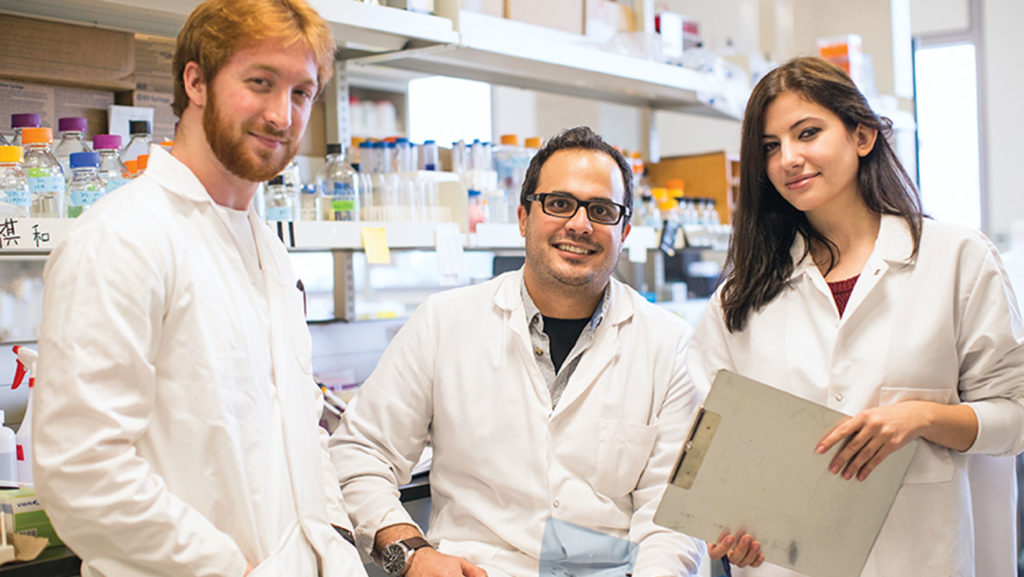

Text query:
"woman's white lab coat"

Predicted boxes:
[[331, 270, 705, 577], [33, 147, 365, 577], [688, 215, 1024, 577]]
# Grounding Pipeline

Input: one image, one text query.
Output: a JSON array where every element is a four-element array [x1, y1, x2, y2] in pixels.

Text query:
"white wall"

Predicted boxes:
[[980, 0, 1024, 237], [910, 0, 969, 34]]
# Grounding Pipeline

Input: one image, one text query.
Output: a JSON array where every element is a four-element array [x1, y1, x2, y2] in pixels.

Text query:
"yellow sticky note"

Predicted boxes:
[[361, 226, 391, 264]]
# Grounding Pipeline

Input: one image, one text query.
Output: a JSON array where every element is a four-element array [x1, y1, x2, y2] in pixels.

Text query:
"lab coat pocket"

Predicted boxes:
[[595, 419, 659, 498], [879, 387, 957, 484]]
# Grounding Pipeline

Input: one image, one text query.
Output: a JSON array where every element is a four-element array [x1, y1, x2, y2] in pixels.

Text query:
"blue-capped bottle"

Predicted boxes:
[[0, 146, 30, 218], [66, 151, 102, 218], [21, 127, 65, 218]]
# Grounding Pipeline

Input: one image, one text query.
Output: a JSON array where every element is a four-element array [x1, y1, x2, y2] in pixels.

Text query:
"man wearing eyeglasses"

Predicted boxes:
[[330, 126, 706, 577]]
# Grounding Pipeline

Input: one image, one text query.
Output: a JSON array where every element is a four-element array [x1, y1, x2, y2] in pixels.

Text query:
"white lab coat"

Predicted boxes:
[[33, 147, 365, 577], [688, 215, 1024, 577], [330, 270, 705, 577]]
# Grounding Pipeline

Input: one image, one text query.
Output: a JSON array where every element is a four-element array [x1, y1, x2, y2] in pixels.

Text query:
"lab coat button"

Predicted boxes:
[[553, 499, 560, 508], [835, 393, 844, 402], [534, 347, 543, 356]]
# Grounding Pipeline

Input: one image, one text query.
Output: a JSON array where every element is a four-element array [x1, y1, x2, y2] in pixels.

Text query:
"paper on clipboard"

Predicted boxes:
[[654, 370, 918, 577]]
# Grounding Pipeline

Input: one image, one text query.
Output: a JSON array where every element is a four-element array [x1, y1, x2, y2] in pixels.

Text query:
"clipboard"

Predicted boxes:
[[654, 370, 918, 577]]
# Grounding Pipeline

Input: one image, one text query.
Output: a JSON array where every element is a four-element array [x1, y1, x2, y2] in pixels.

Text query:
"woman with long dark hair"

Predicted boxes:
[[690, 57, 1024, 576]]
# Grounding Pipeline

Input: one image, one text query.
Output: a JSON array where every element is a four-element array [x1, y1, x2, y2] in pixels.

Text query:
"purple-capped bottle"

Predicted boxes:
[[93, 134, 131, 193], [54, 117, 92, 181], [10, 113, 42, 148]]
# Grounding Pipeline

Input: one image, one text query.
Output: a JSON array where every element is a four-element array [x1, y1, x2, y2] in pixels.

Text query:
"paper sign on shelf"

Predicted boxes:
[[361, 226, 391, 264]]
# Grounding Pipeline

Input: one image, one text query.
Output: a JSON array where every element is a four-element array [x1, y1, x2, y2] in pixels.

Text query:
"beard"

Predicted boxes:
[[203, 88, 299, 182]]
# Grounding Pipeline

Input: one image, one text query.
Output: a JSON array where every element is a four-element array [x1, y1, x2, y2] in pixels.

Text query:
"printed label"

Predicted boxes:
[[70, 187, 101, 207], [331, 200, 356, 212], [331, 182, 355, 197], [104, 177, 130, 194], [2, 189, 30, 207], [27, 175, 65, 194], [266, 206, 292, 221]]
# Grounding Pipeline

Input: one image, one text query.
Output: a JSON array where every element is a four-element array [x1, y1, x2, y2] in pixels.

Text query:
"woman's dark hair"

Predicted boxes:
[[721, 56, 922, 332], [520, 126, 634, 228]]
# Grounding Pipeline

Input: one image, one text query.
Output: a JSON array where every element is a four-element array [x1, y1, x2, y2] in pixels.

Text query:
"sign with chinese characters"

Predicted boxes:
[[0, 218, 71, 252]]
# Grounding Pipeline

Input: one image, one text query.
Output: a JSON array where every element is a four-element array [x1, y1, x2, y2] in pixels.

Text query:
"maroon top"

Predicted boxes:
[[828, 275, 859, 317]]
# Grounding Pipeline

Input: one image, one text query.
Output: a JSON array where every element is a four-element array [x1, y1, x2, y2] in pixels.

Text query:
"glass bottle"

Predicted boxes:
[[66, 151, 102, 218], [0, 146, 30, 218], [21, 127, 65, 218], [9, 113, 42, 148], [93, 134, 131, 193], [53, 117, 92, 180], [264, 174, 296, 222], [316, 142, 360, 222], [121, 120, 152, 163]]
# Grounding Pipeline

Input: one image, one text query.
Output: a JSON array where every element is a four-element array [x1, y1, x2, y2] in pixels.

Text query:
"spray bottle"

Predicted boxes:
[[11, 346, 36, 485]]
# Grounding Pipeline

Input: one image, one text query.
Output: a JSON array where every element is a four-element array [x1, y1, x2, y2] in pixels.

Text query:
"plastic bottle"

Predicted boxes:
[[0, 411, 16, 488], [421, 140, 439, 171], [0, 146, 30, 219], [264, 174, 296, 222], [494, 134, 531, 225], [357, 140, 375, 220], [316, 142, 360, 222], [121, 120, 152, 163], [467, 188, 486, 233], [9, 113, 41, 148], [53, 117, 92, 180], [93, 134, 131, 194], [66, 151, 103, 218], [21, 127, 65, 218]]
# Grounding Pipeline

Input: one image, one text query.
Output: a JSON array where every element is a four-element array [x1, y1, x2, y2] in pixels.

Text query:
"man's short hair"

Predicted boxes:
[[520, 126, 634, 226], [172, 0, 335, 118]]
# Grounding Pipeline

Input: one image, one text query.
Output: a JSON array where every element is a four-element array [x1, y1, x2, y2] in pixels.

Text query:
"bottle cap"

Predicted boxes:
[[93, 134, 123, 150], [21, 127, 53, 145], [11, 114, 41, 129], [525, 137, 542, 148], [500, 134, 519, 146], [268, 175, 285, 185], [124, 159, 138, 175], [0, 146, 23, 163], [359, 141, 372, 149], [129, 120, 151, 135], [70, 151, 100, 169], [58, 117, 88, 133], [468, 189, 481, 197], [424, 140, 435, 145], [326, 143, 342, 155], [137, 154, 149, 171]]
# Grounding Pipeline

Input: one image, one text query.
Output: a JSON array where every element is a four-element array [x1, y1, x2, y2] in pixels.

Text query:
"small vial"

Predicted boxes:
[[66, 151, 103, 218]]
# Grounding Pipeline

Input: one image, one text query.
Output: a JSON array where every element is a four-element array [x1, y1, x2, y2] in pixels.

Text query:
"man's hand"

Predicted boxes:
[[706, 529, 764, 568], [405, 547, 487, 577]]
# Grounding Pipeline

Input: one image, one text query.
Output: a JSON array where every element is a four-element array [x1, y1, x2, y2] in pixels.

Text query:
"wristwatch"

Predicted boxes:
[[379, 536, 431, 577]]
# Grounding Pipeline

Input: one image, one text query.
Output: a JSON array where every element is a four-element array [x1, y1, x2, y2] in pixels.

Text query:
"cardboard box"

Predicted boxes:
[[505, 0, 584, 35], [0, 488, 63, 548], [0, 14, 134, 91]]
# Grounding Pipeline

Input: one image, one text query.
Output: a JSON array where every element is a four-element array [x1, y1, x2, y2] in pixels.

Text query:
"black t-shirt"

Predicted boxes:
[[542, 316, 590, 373]]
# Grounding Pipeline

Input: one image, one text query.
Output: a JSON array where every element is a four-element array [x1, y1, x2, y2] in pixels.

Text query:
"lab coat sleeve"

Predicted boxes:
[[956, 243, 1024, 456], [629, 321, 705, 577], [684, 292, 736, 397], [32, 222, 248, 577], [329, 299, 436, 556]]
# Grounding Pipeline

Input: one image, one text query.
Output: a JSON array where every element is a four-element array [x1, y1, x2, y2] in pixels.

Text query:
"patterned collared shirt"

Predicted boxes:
[[520, 278, 610, 408]]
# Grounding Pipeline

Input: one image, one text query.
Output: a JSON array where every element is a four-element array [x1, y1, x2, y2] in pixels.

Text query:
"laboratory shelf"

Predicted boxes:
[[353, 10, 739, 118], [0, 0, 458, 56], [277, 220, 463, 250], [0, 219, 73, 255]]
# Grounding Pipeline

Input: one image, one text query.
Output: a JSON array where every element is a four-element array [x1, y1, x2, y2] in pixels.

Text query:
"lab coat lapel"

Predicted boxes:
[[551, 282, 627, 417], [496, 271, 557, 408]]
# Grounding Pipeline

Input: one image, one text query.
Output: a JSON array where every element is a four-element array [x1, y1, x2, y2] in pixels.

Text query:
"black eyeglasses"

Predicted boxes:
[[525, 193, 630, 225]]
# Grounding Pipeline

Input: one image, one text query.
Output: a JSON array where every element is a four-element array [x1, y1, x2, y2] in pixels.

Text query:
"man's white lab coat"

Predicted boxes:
[[688, 215, 1024, 576], [33, 147, 365, 577], [330, 270, 705, 577]]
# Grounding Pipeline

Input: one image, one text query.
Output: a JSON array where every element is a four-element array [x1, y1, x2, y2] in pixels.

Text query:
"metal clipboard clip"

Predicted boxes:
[[669, 406, 722, 490]]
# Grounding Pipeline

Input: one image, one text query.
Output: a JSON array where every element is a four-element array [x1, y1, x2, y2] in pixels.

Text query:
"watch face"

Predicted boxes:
[[382, 543, 407, 577]]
